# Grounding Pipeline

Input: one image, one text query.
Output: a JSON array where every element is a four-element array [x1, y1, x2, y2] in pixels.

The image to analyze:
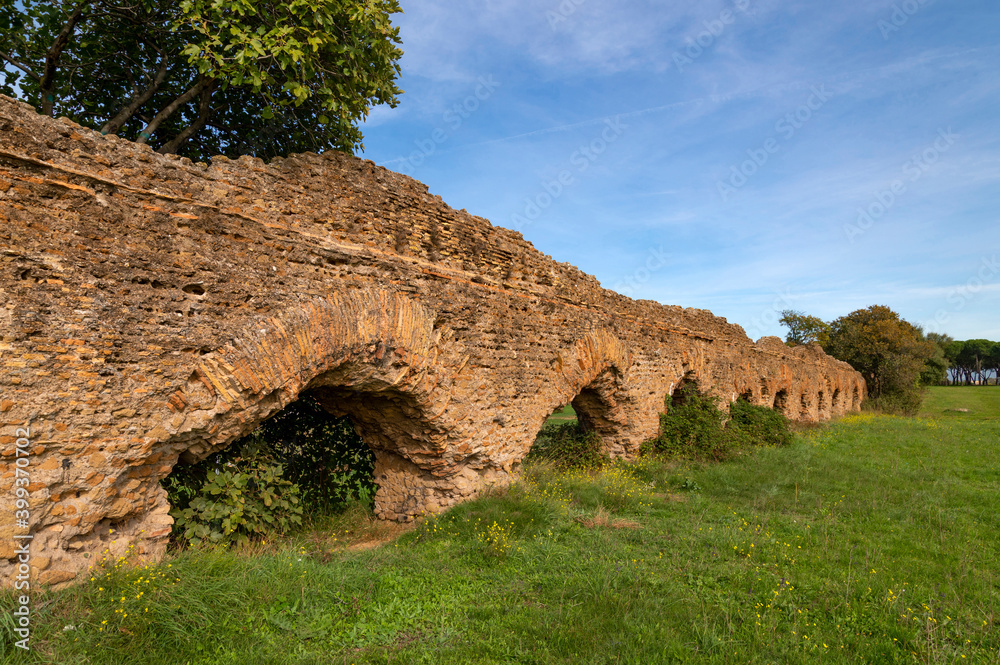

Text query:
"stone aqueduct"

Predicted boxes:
[[0, 96, 865, 586]]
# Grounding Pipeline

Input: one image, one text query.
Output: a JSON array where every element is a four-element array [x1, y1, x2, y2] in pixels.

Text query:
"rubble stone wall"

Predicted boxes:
[[0, 95, 865, 586]]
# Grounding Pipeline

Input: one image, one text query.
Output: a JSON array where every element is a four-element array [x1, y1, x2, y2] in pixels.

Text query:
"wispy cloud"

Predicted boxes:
[[363, 0, 1000, 340]]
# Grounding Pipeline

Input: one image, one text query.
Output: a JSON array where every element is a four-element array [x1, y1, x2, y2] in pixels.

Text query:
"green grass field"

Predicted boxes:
[[545, 403, 578, 425], [919, 385, 1000, 420], [4, 388, 999, 663]]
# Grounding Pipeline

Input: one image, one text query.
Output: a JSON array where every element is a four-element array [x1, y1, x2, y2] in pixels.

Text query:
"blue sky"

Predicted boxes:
[[359, 0, 1000, 342]]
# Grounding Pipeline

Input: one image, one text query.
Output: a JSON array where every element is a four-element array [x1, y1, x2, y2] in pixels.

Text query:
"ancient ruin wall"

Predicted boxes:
[[0, 95, 865, 586]]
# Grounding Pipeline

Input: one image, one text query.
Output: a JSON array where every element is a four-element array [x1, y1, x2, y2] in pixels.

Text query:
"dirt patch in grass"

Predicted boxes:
[[576, 507, 641, 530], [651, 492, 688, 503]]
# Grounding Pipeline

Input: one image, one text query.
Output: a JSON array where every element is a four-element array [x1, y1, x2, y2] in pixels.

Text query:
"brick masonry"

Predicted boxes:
[[0, 95, 865, 587]]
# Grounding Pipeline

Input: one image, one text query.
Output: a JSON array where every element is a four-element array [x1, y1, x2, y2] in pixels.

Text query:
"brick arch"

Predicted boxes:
[[773, 388, 791, 415], [103, 290, 454, 565], [668, 369, 703, 407], [533, 330, 635, 455]]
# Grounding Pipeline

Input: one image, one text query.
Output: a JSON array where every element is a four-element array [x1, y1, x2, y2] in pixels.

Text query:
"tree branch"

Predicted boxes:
[[157, 81, 217, 154], [0, 50, 39, 80], [100, 55, 169, 135], [136, 76, 212, 145], [40, 0, 91, 116]]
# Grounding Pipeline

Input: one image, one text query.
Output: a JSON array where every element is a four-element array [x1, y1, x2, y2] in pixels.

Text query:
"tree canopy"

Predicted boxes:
[[0, 0, 403, 160], [779, 305, 947, 412], [779, 310, 831, 346], [822, 305, 936, 400]]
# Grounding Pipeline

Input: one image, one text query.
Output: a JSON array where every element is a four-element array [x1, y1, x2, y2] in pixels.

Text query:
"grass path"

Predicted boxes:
[[4, 389, 999, 663]]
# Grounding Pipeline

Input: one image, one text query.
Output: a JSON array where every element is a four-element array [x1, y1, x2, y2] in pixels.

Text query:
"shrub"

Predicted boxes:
[[728, 398, 793, 448], [171, 453, 303, 548], [862, 390, 923, 416], [641, 385, 792, 460], [527, 422, 608, 469], [642, 385, 732, 459], [162, 394, 377, 547], [247, 397, 377, 510]]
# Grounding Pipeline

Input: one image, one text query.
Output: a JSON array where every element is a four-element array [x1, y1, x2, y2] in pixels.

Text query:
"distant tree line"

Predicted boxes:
[[944, 339, 1000, 386], [778, 305, 994, 415]]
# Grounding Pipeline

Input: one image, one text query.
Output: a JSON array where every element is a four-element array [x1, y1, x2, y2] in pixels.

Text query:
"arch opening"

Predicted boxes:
[[543, 403, 578, 428], [669, 371, 700, 409], [530, 365, 630, 461], [164, 353, 450, 534], [773, 389, 789, 415], [161, 389, 380, 545]]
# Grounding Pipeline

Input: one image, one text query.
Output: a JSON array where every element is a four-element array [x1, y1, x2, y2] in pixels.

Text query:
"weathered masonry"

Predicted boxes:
[[0, 95, 865, 586]]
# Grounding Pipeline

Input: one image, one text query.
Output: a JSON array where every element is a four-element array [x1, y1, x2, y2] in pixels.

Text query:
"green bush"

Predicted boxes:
[[641, 385, 792, 460], [247, 397, 377, 510], [641, 385, 732, 459], [727, 398, 793, 448], [171, 457, 303, 548], [527, 422, 608, 469], [862, 389, 923, 416], [162, 394, 377, 547]]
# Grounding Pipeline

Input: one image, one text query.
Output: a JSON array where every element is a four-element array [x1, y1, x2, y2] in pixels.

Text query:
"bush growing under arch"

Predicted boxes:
[[162, 394, 377, 546], [640, 384, 792, 460], [527, 422, 608, 470]]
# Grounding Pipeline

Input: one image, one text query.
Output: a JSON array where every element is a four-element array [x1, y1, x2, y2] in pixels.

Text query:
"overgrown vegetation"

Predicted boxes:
[[162, 394, 376, 547], [641, 384, 793, 460], [530, 387, 791, 470], [6, 387, 999, 663], [782, 305, 942, 415], [527, 421, 607, 469], [170, 456, 303, 548]]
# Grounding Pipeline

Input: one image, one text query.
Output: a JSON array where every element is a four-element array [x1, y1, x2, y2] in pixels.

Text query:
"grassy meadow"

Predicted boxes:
[[3, 388, 999, 664], [546, 403, 578, 425]]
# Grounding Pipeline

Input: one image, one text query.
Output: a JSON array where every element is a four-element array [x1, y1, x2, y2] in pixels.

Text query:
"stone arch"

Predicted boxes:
[[540, 330, 634, 456], [669, 370, 701, 408], [817, 390, 828, 419], [831, 387, 842, 411], [799, 392, 812, 420], [852, 384, 862, 409], [105, 289, 457, 565]]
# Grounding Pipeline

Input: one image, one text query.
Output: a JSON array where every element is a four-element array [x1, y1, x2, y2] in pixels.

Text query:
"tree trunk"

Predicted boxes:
[[100, 56, 170, 135], [136, 77, 212, 146], [40, 0, 91, 117]]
